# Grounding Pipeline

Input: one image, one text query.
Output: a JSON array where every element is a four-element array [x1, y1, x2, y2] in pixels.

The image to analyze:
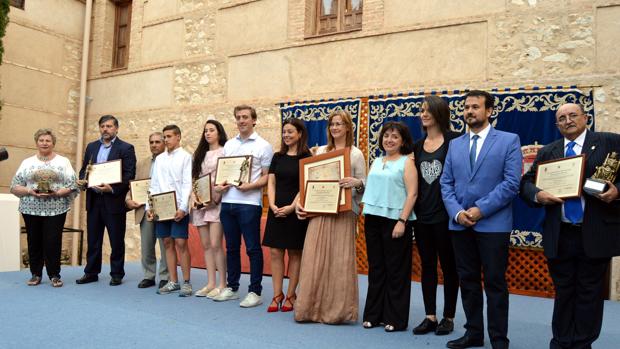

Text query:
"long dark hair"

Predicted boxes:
[[278, 118, 310, 156], [192, 119, 228, 179], [422, 95, 451, 134]]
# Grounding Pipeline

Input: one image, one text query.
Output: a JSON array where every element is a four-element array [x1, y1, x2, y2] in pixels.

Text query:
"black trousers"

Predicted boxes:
[[414, 220, 459, 318], [548, 224, 609, 349], [451, 229, 510, 349], [22, 213, 67, 279], [84, 198, 127, 278], [363, 214, 413, 330]]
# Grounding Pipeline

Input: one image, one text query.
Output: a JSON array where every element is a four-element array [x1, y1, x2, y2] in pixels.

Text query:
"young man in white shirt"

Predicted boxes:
[[213, 105, 274, 307], [147, 125, 194, 297]]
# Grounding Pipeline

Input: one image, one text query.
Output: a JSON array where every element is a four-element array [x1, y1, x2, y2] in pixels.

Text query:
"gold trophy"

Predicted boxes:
[[192, 180, 205, 209], [33, 169, 56, 193], [583, 151, 620, 195], [78, 158, 94, 190], [147, 190, 158, 221], [237, 156, 250, 185]]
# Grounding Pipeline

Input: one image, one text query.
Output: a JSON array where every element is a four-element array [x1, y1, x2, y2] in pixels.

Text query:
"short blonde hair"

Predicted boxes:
[[34, 129, 56, 145]]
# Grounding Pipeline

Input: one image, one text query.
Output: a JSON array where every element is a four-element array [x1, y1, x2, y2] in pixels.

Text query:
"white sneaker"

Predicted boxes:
[[239, 292, 263, 308], [212, 287, 239, 302]]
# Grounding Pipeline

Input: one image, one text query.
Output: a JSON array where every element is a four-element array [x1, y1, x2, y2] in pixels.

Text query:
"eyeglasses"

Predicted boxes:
[[556, 113, 583, 124]]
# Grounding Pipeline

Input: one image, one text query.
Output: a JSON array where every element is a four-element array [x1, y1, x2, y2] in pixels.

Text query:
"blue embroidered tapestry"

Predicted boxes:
[[280, 99, 362, 148], [280, 88, 595, 248]]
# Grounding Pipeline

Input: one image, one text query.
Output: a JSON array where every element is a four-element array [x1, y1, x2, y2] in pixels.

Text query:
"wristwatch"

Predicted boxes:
[[398, 218, 406, 224]]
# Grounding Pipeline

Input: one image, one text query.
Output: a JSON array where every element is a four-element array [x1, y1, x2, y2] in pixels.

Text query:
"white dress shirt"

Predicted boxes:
[[561, 129, 587, 223], [221, 132, 274, 206], [469, 123, 492, 161], [148, 146, 193, 213], [453, 123, 493, 223]]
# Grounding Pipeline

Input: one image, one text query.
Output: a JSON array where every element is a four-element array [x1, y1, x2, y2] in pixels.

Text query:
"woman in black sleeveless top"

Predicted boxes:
[[412, 95, 460, 336]]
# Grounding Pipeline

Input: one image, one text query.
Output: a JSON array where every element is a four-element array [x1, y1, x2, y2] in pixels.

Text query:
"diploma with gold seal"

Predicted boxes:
[[303, 180, 341, 214], [214, 156, 252, 186], [535, 155, 585, 199], [299, 148, 352, 212], [87, 159, 123, 188], [150, 191, 178, 221], [129, 178, 150, 205]]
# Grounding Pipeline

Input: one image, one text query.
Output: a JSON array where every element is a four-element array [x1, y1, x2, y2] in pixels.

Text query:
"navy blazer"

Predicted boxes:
[[440, 126, 522, 232], [79, 137, 137, 214], [520, 131, 620, 259]]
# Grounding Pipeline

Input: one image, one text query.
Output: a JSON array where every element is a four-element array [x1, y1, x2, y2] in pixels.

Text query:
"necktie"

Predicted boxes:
[[564, 141, 583, 223], [469, 135, 479, 170]]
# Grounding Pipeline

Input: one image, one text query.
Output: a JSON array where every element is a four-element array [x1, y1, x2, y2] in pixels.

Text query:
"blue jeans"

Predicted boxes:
[[220, 203, 263, 295]]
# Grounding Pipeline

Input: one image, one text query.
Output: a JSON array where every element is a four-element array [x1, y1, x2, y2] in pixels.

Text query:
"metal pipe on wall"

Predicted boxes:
[[72, 0, 93, 266]]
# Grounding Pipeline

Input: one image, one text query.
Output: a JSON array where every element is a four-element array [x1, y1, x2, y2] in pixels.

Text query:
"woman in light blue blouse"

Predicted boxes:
[[361, 121, 418, 332], [10, 129, 78, 287]]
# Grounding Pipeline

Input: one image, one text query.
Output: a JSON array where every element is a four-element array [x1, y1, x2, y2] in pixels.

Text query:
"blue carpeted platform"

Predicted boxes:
[[1, 262, 619, 349]]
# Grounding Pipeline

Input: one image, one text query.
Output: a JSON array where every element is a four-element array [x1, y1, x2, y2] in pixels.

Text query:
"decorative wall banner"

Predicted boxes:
[[280, 88, 596, 248], [280, 99, 362, 148]]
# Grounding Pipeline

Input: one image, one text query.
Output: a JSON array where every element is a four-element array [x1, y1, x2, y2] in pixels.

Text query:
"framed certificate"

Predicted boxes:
[[87, 159, 122, 188], [535, 154, 585, 199], [193, 173, 212, 206], [151, 191, 178, 221], [303, 180, 341, 214], [214, 155, 253, 186], [129, 178, 150, 205], [299, 147, 352, 212]]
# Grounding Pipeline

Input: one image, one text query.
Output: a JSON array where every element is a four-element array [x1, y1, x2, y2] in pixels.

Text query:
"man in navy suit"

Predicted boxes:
[[520, 103, 620, 349], [440, 90, 522, 349], [76, 115, 136, 286]]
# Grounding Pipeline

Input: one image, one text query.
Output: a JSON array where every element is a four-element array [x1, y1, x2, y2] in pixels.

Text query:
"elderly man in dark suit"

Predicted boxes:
[[76, 115, 136, 286], [520, 103, 620, 349]]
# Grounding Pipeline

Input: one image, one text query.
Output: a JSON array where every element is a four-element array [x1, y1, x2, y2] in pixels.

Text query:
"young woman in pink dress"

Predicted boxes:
[[191, 120, 228, 298]]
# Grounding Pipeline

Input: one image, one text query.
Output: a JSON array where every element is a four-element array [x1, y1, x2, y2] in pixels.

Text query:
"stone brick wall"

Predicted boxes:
[[79, 0, 620, 298], [5, 0, 619, 298]]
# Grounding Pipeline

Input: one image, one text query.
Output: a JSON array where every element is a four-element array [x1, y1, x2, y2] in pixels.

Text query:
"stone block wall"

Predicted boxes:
[[5, 0, 618, 298], [79, 0, 620, 298]]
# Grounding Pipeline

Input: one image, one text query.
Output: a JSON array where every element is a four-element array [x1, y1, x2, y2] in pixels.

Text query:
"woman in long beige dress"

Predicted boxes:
[[294, 109, 367, 324]]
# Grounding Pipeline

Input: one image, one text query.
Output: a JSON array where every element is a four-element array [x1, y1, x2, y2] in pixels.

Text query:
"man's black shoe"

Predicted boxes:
[[158, 280, 168, 289], [446, 335, 484, 349], [435, 318, 454, 336], [75, 274, 98, 284], [412, 318, 438, 335], [109, 277, 123, 286], [138, 279, 155, 288]]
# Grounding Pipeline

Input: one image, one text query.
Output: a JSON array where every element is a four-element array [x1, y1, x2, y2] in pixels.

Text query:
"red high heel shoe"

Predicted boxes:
[[280, 294, 296, 312], [267, 293, 284, 312]]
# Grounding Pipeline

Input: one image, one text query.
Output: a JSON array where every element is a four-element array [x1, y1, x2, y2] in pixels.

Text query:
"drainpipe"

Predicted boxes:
[[72, 0, 93, 266]]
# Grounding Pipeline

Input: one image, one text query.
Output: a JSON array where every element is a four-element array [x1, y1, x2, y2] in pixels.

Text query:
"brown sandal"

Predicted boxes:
[[51, 277, 63, 288], [27, 275, 42, 286]]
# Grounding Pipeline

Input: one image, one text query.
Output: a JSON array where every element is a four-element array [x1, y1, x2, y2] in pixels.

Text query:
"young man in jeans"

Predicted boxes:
[[213, 105, 273, 307], [147, 125, 193, 297]]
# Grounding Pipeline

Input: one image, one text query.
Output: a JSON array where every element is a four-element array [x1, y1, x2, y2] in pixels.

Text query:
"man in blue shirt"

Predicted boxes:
[[76, 115, 136, 286]]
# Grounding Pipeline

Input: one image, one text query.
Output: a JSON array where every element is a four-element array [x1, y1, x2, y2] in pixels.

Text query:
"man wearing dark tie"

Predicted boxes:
[[76, 115, 137, 286], [440, 90, 522, 349], [520, 103, 620, 349]]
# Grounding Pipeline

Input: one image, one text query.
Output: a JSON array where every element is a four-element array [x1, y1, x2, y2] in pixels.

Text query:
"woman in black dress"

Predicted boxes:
[[412, 95, 460, 336], [263, 118, 311, 312]]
